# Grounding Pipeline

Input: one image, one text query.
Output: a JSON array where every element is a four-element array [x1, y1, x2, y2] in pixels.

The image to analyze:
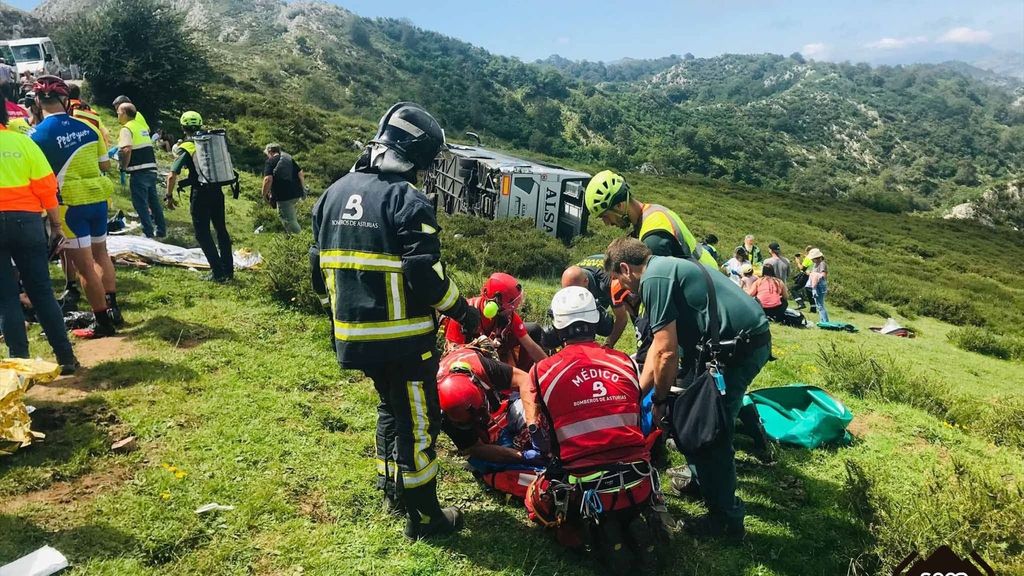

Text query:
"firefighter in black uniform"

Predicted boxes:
[[311, 102, 480, 539]]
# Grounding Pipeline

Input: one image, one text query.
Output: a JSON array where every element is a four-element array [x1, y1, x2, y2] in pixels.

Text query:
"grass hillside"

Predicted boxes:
[[1, 109, 1022, 574]]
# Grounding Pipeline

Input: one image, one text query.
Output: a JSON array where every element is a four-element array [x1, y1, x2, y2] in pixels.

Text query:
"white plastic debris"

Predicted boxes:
[[0, 545, 69, 576], [195, 503, 235, 514]]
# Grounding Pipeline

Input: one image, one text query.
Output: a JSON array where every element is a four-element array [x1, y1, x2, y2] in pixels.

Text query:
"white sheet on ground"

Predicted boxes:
[[0, 545, 69, 576], [105, 235, 261, 270]]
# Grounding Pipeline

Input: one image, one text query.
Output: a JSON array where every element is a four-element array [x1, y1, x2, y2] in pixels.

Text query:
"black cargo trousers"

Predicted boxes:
[[362, 348, 443, 521], [189, 184, 233, 280]]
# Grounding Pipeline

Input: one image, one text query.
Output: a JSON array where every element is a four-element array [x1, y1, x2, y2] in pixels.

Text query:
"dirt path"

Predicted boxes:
[[0, 464, 131, 514], [25, 336, 138, 403], [7, 335, 140, 512]]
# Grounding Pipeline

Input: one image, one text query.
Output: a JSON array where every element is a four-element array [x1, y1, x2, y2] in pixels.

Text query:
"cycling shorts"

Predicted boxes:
[[60, 201, 108, 249]]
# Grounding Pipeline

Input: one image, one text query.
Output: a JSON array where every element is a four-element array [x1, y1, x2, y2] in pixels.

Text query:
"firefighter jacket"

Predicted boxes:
[[311, 170, 465, 368], [531, 341, 647, 472]]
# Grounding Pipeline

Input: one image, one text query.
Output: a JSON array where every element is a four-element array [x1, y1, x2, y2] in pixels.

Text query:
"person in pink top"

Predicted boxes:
[[745, 262, 789, 322]]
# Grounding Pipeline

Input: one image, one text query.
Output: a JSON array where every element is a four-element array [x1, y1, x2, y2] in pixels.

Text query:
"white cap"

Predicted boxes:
[[550, 286, 601, 329]]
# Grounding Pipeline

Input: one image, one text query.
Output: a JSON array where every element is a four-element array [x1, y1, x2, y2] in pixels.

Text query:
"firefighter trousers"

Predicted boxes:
[[364, 350, 442, 504]]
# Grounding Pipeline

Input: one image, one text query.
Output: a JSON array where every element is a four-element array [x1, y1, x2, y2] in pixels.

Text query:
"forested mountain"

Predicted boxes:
[[0, 3, 43, 39], [23, 0, 1024, 212], [534, 54, 687, 83]]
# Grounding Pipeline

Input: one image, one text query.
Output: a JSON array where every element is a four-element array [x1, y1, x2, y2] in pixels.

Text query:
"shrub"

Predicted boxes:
[[845, 457, 1024, 573], [909, 294, 984, 327], [817, 343, 951, 415], [947, 326, 1023, 361], [54, 0, 210, 116], [439, 215, 571, 279], [261, 234, 322, 314]]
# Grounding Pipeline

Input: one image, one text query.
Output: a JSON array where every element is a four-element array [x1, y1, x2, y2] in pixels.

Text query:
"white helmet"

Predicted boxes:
[[550, 286, 601, 330]]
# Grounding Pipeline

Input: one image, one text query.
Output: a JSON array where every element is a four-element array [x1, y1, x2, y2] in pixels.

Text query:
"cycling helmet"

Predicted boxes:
[[32, 75, 69, 99], [179, 110, 203, 128], [437, 369, 485, 425], [585, 170, 630, 217], [481, 272, 523, 317]]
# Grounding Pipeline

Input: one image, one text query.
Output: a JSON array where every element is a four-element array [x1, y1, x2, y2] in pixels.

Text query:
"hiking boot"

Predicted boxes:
[[683, 514, 745, 541], [666, 466, 701, 499], [403, 507, 463, 539]]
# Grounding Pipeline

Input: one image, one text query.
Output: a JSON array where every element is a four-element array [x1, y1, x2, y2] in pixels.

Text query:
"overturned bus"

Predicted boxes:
[[424, 144, 591, 242]]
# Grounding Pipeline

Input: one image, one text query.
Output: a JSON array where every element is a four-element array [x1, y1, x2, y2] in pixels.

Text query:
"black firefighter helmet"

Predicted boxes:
[[367, 102, 446, 173]]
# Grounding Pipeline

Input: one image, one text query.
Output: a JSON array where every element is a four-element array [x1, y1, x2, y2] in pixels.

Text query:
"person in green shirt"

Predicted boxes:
[[604, 237, 771, 540]]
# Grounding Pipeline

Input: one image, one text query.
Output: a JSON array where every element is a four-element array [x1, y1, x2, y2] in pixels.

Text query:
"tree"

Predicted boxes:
[[54, 0, 209, 118]]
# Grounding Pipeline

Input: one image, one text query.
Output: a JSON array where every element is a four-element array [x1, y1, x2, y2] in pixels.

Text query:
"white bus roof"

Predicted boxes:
[[446, 144, 590, 179], [1, 37, 52, 46]]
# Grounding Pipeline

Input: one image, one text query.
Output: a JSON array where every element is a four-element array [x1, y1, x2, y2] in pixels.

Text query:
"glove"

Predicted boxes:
[[447, 298, 480, 337], [521, 449, 544, 465]]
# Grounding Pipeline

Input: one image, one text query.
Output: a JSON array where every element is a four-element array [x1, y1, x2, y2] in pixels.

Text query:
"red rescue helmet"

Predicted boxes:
[[437, 369, 485, 425], [481, 272, 523, 317], [33, 75, 70, 99]]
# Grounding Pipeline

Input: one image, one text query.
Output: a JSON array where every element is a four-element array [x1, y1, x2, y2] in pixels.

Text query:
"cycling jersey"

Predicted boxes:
[[31, 113, 113, 206]]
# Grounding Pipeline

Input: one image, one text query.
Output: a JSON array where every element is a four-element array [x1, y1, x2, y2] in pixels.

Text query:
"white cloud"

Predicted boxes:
[[801, 43, 829, 59], [556, 36, 570, 45], [865, 36, 928, 50], [938, 27, 993, 44]]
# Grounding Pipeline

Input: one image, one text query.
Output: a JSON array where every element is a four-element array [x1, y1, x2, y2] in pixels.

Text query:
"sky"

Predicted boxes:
[[6, 0, 1024, 66]]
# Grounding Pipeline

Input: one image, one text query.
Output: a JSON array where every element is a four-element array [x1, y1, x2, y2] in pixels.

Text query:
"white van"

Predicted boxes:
[[0, 37, 61, 77]]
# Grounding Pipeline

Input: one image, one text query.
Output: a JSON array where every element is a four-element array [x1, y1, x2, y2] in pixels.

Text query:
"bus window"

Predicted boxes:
[[0, 45, 14, 64], [43, 41, 55, 62], [11, 44, 42, 62]]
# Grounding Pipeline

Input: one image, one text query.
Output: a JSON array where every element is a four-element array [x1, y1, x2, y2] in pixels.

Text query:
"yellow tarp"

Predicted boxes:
[[0, 358, 61, 456]]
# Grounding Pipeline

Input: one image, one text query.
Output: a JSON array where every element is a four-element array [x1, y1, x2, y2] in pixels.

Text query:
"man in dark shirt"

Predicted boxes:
[[605, 236, 771, 541], [262, 143, 305, 234]]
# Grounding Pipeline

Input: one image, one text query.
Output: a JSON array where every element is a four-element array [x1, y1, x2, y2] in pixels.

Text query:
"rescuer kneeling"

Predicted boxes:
[[436, 340, 549, 499], [523, 287, 672, 576]]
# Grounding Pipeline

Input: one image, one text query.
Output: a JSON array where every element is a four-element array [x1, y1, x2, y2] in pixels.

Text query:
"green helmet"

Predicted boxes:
[[180, 110, 203, 128], [585, 170, 630, 217]]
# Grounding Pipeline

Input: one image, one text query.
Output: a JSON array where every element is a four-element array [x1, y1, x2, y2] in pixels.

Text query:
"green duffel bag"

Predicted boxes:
[[817, 321, 858, 332], [745, 385, 854, 449]]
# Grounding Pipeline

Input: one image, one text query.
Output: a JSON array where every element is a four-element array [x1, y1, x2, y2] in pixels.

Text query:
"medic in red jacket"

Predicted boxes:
[[437, 344, 549, 498], [444, 272, 547, 369], [524, 286, 669, 575]]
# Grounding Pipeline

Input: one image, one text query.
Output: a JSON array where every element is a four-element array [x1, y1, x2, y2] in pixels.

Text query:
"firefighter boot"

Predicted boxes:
[[403, 479, 463, 539], [597, 518, 633, 576], [626, 513, 659, 576]]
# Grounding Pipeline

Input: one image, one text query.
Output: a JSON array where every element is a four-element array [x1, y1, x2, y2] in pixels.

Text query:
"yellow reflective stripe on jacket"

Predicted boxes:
[[333, 316, 434, 341], [386, 272, 406, 320], [124, 117, 156, 172], [320, 249, 402, 272], [639, 203, 718, 268], [432, 279, 460, 312]]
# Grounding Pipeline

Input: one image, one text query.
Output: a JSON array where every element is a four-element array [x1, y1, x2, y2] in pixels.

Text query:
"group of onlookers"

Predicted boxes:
[[708, 234, 830, 324]]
